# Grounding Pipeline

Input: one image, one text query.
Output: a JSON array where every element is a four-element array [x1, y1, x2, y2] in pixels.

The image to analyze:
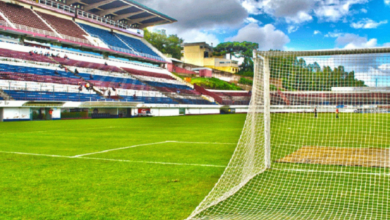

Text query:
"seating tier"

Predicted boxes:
[[0, 2, 51, 32], [36, 12, 88, 40]]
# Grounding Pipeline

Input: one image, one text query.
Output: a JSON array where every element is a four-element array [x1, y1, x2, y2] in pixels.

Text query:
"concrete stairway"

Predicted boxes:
[[0, 88, 13, 100]]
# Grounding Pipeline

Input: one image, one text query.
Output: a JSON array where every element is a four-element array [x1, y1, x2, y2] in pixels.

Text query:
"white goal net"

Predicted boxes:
[[188, 48, 390, 219]]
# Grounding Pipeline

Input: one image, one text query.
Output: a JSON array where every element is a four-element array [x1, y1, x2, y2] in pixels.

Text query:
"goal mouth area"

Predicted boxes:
[[277, 146, 390, 168]]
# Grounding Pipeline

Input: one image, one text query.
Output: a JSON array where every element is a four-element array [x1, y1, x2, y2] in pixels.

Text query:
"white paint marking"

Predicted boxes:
[[166, 141, 237, 145], [0, 126, 119, 135], [0, 151, 225, 168], [73, 141, 236, 158], [0, 151, 68, 158], [72, 141, 169, 158], [82, 157, 225, 167], [273, 168, 390, 176]]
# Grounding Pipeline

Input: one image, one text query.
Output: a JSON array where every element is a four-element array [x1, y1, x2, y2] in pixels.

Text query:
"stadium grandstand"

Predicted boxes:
[[0, 1, 389, 219], [0, 0, 252, 121]]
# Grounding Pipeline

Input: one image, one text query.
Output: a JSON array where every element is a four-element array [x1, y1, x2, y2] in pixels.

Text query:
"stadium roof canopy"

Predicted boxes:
[[67, 0, 176, 28]]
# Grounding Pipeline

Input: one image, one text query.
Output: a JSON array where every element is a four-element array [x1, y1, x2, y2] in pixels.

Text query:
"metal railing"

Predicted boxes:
[[37, 0, 134, 30], [0, 21, 57, 38], [61, 34, 91, 45], [38, 0, 76, 14], [76, 10, 128, 29], [109, 46, 165, 62], [0, 19, 91, 45], [0, 82, 174, 103]]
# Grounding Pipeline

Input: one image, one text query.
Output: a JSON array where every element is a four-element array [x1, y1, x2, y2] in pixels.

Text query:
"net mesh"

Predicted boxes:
[[188, 48, 390, 220]]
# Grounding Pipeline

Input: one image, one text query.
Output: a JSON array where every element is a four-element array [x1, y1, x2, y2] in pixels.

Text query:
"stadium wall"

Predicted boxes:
[[0, 101, 250, 121], [52, 108, 61, 120], [2, 107, 30, 121]]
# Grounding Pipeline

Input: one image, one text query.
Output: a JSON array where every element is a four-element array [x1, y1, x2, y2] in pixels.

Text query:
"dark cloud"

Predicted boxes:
[[137, 0, 248, 31]]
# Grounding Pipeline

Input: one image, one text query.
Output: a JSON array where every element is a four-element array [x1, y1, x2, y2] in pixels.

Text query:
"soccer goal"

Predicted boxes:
[[188, 48, 390, 219]]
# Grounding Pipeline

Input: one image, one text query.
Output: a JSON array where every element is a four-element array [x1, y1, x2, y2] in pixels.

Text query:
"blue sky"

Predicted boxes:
[[138, 0, 390, 87], [140, 0, 390, 51]]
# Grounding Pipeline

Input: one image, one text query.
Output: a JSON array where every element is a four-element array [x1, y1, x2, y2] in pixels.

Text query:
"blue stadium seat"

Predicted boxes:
[[77, 23, 163, 61], [145, 81, 193, 90], [3, 90, 179, 104], [77, 23, 129, 50], [116, 34, 162, 60]]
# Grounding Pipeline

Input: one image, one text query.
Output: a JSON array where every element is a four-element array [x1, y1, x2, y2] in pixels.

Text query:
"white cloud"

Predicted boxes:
[[241, 0, 262, 15], [241, 0, 369, 24], [227, 23, 290, 50], [138, 0, 249, 47], [336, 34, 378, 49], [314, 30, 321, 35], [325, 31, 343, 38], [149, 27, 220, 46], [242, 0, 314, 23], [351, 19, 388, 29], [314, 0, 368, 22], [287, 25, 299, 33], [385, 0, 390, 5], [361, 8, 367, 13], [378, 64, 390, 72], [179, 30, 220, 46], [245, 17, 260, 23]]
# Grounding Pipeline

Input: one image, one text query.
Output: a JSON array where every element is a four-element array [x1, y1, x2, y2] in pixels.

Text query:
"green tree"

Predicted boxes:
[[213, 41, 259, 76], [214, 41, 258, 57], [269, 55, 366, 91], [143, 29, 183, 59]]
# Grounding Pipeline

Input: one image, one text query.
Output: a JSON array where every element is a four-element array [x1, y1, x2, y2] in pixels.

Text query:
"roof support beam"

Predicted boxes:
[[129, 15, 157, 24], [114, 10, 144, 20], [67, 0, 83, 5], [139, 20, 168, 29], [96, 5, 132, 16], [84, 0, 116, 11]]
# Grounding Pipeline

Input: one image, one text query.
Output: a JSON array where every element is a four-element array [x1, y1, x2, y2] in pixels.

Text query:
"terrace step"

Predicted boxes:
[[119, 67, 184, 104], [32, 10, 62, 38], [0, 88, 13, 100], [49, 57, 117, 99]]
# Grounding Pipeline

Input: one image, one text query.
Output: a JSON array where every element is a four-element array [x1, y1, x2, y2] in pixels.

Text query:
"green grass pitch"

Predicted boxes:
[[0, 115, 245, 220], [0, 113, 389, 219]]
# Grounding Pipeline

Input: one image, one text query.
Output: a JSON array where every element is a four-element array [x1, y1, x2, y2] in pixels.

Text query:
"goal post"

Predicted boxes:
[[188, 47, 390, 219], [262, 55, 271, 169]]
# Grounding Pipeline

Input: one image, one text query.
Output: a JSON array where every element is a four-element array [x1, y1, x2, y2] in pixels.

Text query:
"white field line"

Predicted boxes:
[[273, 168, 390, 176], [72, 141, 168, 158], [73, 141, 237, 158], [166, 141, 237, 145], [82, 157, 225, 167], [0, 126, 120, 135], [0, 150, 225, 168]]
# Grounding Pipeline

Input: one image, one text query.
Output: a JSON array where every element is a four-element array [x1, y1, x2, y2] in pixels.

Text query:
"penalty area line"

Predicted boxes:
[[273, 168, 390, 176], [72, 141, 168, 158], [0, 151, 225, 168], [72, 140, 237, 158], [166, 141, 237, 145]]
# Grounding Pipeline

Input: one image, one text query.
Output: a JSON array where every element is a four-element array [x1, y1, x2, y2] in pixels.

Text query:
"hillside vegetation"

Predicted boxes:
[[191, 77, 242, 90]]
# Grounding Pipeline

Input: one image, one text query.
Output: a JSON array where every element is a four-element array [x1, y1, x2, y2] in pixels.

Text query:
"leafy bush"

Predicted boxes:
[[238, 78, 253, 85], [237, 70, 254, 77], [191, 77, 242, 90]]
